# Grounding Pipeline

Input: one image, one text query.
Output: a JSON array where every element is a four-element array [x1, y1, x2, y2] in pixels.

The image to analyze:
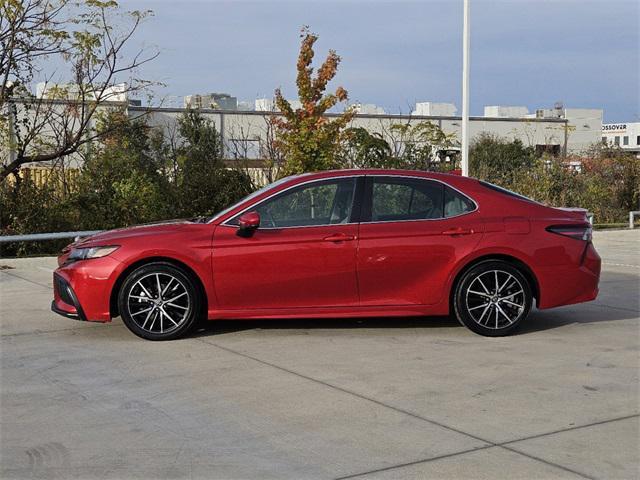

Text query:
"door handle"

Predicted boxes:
[[323, 233, 356, 242], [442, 227, 474, 236]]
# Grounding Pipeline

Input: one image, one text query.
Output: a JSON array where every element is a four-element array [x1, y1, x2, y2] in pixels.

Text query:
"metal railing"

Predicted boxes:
[[0, 230, 101, 244], [1, 211, 639, 244]]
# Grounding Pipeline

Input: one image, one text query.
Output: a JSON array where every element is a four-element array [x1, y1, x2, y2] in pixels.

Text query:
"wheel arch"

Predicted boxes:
[[109, 256, 208, 319], [449, 254, 540, 308]]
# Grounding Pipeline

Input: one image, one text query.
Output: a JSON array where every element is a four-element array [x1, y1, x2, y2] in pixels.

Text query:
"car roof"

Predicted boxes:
[[287, 169, 478, 186]]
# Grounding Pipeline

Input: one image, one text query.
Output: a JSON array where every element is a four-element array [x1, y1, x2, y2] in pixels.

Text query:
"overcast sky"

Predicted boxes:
[[119, 0, 639, 122]]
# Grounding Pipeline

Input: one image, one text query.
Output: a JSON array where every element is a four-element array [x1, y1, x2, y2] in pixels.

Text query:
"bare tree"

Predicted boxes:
[[225, 121, 284, 188], [0, 0, 158, 180], [259, 114, 285, 183]]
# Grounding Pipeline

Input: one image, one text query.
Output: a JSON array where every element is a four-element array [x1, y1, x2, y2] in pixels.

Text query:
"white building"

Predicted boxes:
[[602, 122, 640, 155], [36, 82, 129, 103], [484, 105, 529, 118], [255, 97, 302, 112], [351, 103, 386, 115], [254, 98, 273, 111], [412, 102, 457, 117], [184, 93, 237, 110]]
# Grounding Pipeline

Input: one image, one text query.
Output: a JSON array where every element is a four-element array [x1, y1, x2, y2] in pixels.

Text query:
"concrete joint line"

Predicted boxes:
[[0, 269, 52, 290], [0, 323, 114, 338], [198, 338, 636, 480]]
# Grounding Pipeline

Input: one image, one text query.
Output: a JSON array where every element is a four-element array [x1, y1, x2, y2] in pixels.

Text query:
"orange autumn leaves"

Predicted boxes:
[[272, 28, 355, 177]]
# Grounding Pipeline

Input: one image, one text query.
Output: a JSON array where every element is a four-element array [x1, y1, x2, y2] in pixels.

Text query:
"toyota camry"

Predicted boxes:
[[52, 169, 601, 340]]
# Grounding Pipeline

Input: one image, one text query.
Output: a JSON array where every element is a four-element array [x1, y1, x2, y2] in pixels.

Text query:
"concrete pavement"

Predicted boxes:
[[1, 230, 638, 479]]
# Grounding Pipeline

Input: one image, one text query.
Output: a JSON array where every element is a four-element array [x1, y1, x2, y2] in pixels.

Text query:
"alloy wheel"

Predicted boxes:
[[126, 272, 192, 335], [465, 269, 526, 330]]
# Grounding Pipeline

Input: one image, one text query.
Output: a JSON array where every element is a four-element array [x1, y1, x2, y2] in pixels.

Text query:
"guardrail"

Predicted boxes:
[[0, 212, 638, 244], [0, 230, 101, 244]]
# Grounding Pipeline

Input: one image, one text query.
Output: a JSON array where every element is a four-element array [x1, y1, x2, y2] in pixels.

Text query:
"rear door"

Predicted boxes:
[[357, 175, 483, 306]]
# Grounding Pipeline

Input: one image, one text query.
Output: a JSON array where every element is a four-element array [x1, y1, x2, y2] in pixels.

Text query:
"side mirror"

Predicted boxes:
[[237, 211, 260, 237]]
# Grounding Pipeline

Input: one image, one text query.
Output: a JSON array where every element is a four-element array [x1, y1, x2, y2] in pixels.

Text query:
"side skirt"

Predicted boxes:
[[206, 304, 449, 321]]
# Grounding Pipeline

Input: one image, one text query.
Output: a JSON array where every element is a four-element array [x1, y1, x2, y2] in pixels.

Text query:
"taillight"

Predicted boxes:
[[546, 224, 592, 242]]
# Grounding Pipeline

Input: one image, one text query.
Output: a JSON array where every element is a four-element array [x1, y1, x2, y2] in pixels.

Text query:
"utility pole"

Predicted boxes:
[[461, 0, 470, 176]]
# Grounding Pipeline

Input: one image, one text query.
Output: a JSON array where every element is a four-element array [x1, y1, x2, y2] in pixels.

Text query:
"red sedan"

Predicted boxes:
[[52, 169, 601, 340]]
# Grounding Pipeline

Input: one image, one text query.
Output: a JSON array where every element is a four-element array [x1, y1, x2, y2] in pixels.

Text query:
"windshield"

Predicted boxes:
[[208, 175, 295, 223]]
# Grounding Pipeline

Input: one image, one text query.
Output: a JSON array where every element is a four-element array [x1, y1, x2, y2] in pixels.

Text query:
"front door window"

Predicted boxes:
[[231, 178, 356, 228]]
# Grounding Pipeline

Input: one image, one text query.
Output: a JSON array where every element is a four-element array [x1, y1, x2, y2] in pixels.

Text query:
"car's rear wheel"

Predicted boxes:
[[118, 262, 201, 340], [454, 260, 532, 336]]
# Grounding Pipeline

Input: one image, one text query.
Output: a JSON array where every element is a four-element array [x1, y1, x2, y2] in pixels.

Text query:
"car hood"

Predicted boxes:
[[74, 219, 199, 246]]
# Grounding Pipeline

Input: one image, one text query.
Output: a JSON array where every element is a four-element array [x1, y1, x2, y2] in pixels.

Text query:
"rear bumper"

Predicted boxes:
[[537, 242, 601, 309]]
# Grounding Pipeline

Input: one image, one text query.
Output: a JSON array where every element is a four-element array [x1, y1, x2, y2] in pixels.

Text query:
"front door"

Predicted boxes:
[[212, 177, 361, 310]]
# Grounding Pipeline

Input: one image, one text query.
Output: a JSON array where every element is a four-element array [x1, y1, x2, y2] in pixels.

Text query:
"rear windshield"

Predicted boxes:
[[479, 181, 539, 204]]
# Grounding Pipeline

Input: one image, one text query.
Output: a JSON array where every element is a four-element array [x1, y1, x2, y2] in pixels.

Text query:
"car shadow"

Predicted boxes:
[[191, 300, 638, 338], [187, 270, 638, 338], [192, 315, 460, 337]]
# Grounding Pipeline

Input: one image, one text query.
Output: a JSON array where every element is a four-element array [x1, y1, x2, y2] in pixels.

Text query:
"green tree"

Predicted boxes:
[[173, 110, 252, 218], [272, 28, 355, 176], [470, 134, 537, 185], [389, 121, 457, 171], [72, 111, 171, 229], [339, 127, 392, 168]]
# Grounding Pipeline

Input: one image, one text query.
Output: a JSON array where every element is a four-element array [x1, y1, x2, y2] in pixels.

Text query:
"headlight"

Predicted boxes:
[[68, 245, 119, 261]]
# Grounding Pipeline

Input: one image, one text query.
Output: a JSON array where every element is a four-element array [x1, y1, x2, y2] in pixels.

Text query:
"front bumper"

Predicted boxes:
[[52, 255, 124, 322], [51, 273, 87, 320]]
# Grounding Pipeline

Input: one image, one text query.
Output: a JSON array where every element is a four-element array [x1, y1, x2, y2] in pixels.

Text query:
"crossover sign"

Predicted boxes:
[[602, 124, 627, 133]]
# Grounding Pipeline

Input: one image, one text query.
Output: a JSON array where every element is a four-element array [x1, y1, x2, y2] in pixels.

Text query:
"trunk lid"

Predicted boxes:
[[555, 207, 589, 222]]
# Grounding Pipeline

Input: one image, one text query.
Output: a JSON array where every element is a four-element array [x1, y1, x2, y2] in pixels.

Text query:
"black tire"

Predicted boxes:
[[453, 260, 532, 337], [118, 262, 201, 340]]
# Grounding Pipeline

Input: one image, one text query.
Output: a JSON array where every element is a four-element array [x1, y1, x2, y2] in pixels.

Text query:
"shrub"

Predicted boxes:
[[0, 110, 253, 257], [471, 136, 639, 224], [470, 134, 536, 185], [72, 113, 173, 230], [0, 176, 75, 256], [173, 110, 253, 217]]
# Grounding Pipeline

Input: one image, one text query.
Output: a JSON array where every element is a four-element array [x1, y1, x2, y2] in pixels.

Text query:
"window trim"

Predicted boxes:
[[221, 174, 478, 230], [360, 175, 478, 224], [479, 180, 539, 204]]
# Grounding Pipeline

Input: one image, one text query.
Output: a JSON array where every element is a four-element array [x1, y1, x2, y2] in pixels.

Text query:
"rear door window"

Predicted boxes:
[[366, 177, 444, 222]]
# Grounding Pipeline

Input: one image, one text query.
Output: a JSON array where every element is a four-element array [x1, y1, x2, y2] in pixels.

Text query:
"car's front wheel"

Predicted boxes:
[[118, 262, 201, 340], [454, 260, 533, 336]]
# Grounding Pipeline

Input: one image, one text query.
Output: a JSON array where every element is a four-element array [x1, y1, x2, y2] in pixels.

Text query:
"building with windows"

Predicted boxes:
[[135, 104, 571, 162], [602, 122, 640, 156], [4, 86, 618, 184], [184, 93, 238, 110]]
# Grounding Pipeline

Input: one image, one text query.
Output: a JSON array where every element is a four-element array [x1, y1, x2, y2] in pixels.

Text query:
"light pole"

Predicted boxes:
[[461, 0, 470, 176]]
